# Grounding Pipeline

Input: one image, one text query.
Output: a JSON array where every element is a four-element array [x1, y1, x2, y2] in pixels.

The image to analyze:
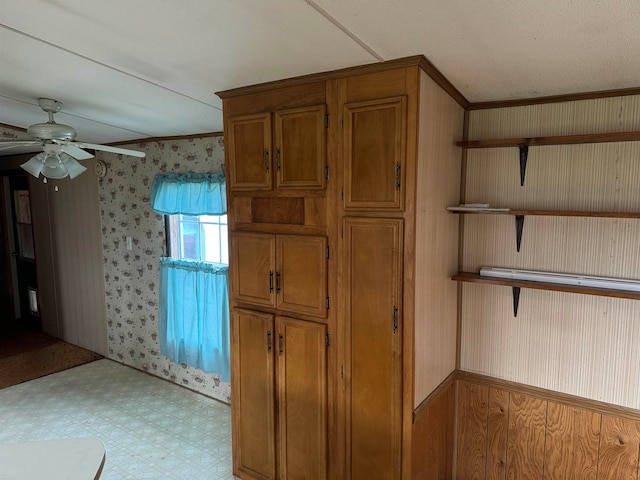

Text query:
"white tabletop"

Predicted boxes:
[[0, 437, 105, 480]]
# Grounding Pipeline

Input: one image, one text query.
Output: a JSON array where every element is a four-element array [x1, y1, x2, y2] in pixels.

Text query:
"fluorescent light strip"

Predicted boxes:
[[479, 267, 640, 292]]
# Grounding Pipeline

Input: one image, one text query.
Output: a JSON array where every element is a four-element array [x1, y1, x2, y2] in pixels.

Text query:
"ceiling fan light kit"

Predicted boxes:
[[0, 98, 145, 182]]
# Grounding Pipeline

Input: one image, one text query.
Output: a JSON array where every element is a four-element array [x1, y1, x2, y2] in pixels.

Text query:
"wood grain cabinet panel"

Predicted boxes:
[[232, 232, 328, 319], [343, 96, 406, 211], [232, 310, 328, 480], [227, 113, 272, 191], [231, 232, 276, 308], [344, 217, 403, 480], [275, 105, 327, 190], [277, 316, 328, 480], [231, 309, 276, 480], [276, 235, 327, 318]]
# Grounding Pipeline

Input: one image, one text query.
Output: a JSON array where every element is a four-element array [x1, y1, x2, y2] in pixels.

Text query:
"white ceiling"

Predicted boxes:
[[1, 0, 639, 147]]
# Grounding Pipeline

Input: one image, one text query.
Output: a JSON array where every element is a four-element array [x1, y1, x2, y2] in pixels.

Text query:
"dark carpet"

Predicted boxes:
[[0, 330, 102, 389]]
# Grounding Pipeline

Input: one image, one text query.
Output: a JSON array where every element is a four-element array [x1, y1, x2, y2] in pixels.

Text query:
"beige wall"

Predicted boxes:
[[413, 71, 464, 406], [460, 95, 640, 409], [97, 135, 230, 402]]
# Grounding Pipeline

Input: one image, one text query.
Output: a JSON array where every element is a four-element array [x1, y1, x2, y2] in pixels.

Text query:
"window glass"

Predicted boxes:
[[167, 214, 228, 264]]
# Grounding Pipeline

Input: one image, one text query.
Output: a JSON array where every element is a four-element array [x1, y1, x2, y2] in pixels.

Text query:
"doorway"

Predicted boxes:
[[0, 174, 39, 334]]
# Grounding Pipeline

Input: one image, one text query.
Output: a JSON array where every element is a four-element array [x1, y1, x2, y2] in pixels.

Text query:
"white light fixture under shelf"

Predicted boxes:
[[479, 267, 640, 292]]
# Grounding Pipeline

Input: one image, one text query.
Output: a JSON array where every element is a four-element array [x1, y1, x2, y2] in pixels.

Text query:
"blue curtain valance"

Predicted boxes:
[[150, 172, 226, 215]]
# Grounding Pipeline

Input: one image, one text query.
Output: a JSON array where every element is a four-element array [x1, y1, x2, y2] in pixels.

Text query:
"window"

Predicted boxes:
[[166, 214, 228, 264]]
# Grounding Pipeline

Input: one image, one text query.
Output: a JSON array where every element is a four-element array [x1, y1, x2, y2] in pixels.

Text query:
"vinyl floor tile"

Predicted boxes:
[[0, 359, 239, 479]]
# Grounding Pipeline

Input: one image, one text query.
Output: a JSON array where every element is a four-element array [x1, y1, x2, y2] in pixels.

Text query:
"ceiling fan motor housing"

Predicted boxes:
[[27, 122, 77, 141], [27, 98, 77, 141]]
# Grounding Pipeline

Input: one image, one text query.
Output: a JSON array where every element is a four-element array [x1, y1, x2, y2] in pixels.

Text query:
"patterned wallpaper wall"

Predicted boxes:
[[96, 135, 230, 403]]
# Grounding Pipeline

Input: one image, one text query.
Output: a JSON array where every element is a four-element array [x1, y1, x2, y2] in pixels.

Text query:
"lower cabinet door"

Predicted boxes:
[[344, 217, 403, 480], [277, 316, 328, 480], [232, 309, 276, 479]]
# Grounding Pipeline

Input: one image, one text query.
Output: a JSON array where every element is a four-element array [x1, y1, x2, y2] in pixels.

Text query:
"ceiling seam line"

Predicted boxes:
[[303, 0, 384, 62], [0, 23, 222, 111], [0, 94, 152, 138]]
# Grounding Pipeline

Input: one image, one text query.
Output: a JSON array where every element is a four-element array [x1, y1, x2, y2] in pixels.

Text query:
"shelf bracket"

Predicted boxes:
[[518, 145, 528, 186], [515, 215, 525, 252], [512, 286, 521, 317]]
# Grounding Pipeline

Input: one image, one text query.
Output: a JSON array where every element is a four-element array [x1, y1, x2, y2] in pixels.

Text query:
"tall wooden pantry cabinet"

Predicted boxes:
[[218, 56, 465, 480]]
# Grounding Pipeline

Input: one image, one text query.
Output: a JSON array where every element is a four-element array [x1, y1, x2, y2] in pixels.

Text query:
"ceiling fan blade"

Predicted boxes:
[[60, 144, 94, 160], [0, 141, 41, 149], [70, 142, 145, 158]]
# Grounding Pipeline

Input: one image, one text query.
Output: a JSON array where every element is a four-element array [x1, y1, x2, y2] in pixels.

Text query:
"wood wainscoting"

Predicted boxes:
[[456, 372, 640, 480], [412, 371, 640, 479]]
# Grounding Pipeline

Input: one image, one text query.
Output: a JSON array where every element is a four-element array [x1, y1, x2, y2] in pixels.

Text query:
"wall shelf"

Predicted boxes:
[[448, 208, 640, 252], [453, 271, 640, 317], [456, 130, 640, 186]]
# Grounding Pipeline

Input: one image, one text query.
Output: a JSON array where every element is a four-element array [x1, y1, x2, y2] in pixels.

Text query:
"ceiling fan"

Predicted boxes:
[[0, 98, 145, 180]]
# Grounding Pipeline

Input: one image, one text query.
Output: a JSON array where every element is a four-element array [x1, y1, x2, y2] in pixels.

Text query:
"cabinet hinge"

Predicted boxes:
[[266, 331, 272, 353], [326, 297, 330, 309], [275, 147, 281, 172], [325, 333, 330, 347], [324, 113, 330, 128], [324, 165, 329, 180], [395, 162, 401, 191], [326, 245, 330, 259]]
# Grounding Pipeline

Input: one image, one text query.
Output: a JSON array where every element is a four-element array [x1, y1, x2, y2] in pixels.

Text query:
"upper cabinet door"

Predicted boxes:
[[274, 105, 327, 190], [276, 235, 328, 318], [227, 113, 272, 191], [343, 96, 406, 211], [231, 232, 276, 308]]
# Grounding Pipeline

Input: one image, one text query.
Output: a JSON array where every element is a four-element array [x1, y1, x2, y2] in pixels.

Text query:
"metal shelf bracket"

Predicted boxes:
[[519, 145, 528, 186], [512, 286, 521, 317], [515, 215, 525, 252]]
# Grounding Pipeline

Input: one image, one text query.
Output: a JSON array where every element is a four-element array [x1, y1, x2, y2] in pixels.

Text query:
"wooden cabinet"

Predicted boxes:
[[231, 232, 328, 318], [232, 309, 327, 480], [277, 316, 327, 480], [220, 57, 464, 479], [227, 113, 272, 190], [344, 217, 403, 479], [343, 96, 406, 211], [228, 105, 326, 192], [232, 309, 276, 479]]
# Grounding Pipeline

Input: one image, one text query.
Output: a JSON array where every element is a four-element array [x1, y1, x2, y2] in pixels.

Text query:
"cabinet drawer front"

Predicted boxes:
[[343, 96, 406, 211], [344, 217, 403, 479], [276, 235, 328, 318], [275, 105, 327, 190], [231, 309, 276, 479], [231, 232, 276, 308], [228, 113, 272, 191]]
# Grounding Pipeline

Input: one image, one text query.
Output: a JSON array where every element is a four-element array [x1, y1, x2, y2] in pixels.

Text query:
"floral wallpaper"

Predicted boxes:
[[96, 135, 231, 403]]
